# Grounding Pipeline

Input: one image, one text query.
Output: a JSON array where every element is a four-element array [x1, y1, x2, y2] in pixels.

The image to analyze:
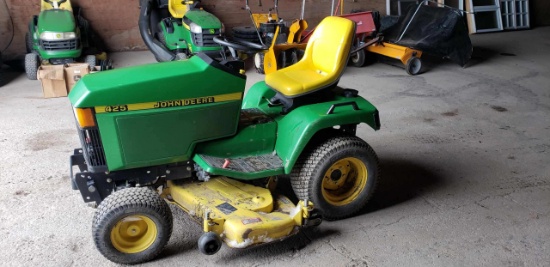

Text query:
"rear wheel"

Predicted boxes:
[[92, 187, 173, 264], [25, 32, 33, 53], [254, 52, 265, 74], [406, 56, 422, 75], [232, 26, 261, 44], [25, 53, 39, 80], [350, 49, 366, 67], [290, 135, 380, 220]]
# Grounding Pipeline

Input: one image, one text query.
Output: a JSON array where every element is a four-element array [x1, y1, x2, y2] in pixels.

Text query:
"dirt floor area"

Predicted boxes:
[[0, 27, 549, 266]]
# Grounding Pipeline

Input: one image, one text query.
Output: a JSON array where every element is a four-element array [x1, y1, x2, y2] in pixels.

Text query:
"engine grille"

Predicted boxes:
[[77, 127, 107, 172], [40, 39, 79, 51], [192, 29, 220, 47]]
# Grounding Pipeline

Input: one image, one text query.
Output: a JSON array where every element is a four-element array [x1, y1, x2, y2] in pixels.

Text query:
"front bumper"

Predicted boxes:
[[70, 148, 194, 205]]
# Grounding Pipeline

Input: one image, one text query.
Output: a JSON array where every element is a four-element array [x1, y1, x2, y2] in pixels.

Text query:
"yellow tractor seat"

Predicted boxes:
[[41, 0, 73, 11], [169, 0, 190, 18], [265, 16, 355, 99]]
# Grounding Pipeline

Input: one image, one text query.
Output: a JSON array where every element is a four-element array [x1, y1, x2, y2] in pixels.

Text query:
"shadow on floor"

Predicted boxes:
[[0, 57, 25, 87], [360, 157, 445, 215], [273, 157, 445, 218], [464, 46, 518, 68], [0, 68, 22, 87], [156, 157, 445, 262]]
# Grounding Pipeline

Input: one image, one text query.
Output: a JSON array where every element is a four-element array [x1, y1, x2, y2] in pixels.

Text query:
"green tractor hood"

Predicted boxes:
[[184, 9, 221, 29], [38, 9, 76, 33], [69, 55, 245, 108], [70, 55, 247, 171]]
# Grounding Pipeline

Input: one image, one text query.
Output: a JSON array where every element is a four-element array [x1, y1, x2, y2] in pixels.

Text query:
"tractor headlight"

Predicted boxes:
[[189, 23, 202, 34], [40, 31, 77, 41], [73, 108, 96, 128]]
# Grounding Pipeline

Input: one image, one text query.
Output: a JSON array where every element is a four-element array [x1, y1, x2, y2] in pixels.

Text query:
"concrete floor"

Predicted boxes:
[[0, 27, 549, 266]]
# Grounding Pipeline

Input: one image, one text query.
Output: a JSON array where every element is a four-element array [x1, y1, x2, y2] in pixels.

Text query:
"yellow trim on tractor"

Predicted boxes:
[[94, 92, 242, 113]]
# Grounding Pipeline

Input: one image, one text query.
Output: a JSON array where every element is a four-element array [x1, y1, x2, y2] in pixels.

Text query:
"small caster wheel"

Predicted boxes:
[[406, 57, 422, 75], [198, 232, 222, 255]]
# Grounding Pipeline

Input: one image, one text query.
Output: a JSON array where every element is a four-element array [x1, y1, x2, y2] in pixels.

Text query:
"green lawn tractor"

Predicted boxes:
[[25, 0, 98, 80], [139, 0, 224, 62], [69, 16, 381, 264]]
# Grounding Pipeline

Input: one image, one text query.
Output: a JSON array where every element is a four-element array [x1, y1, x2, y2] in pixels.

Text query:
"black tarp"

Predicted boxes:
[[382, 4, 472, 67]]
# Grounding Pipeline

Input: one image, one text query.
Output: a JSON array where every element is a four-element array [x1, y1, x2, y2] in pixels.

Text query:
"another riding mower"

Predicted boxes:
[[69, 16, 381, 264], [241, 0, 309, 74], [25, 0, 101, 80], [139, 0, 224, 62]]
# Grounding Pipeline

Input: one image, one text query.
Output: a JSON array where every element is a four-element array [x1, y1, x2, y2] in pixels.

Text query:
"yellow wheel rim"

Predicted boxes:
[[321, 157, 368, 206], [110, 215, 157, 254]]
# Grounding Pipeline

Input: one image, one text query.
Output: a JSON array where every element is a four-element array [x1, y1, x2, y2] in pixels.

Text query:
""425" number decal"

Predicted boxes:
[[104, 105, 128, 112]]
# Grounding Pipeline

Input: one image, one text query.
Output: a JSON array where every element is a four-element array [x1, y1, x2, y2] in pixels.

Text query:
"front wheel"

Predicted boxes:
[[290, 135, 380, 220], [24, 53, 39, 80], [92, 187, 173, 264]]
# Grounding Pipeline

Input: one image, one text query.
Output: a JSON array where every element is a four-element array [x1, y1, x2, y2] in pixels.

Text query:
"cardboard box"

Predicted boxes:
[[64, 63, 90, 92], [38, 65, 67, 98]]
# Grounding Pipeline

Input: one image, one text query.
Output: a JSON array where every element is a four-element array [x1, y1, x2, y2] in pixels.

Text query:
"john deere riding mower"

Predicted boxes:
[[139, 0, 224, 62], [25, 0, 98, 80], [69, 16, 381, 264]]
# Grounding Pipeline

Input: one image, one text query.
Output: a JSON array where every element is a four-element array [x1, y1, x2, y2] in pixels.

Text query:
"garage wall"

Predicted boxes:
[[2, 0, 548, 60], [0, 0, 385, 60], [532, 0, 550, 27]]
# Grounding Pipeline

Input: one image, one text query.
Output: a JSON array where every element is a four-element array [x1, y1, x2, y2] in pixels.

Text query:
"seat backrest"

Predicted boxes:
[[264, 16, 355, 100], [302, 16, 355, 76], [41, 0, 73, 11], [169, 0, 190, 18]]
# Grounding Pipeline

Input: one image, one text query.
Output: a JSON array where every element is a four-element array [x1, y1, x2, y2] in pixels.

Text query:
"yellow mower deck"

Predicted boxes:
[[166, 177, 311, 248]]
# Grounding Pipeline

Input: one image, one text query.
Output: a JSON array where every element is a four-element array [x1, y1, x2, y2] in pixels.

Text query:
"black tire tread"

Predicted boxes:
[[92, 187, 173, 264], [290, 135, 380, 220], [85, 55, 96, 69], [25, 53, 39, 80], [26, 32, 33, 53], [254, 52, 265, 74], [350, 49, 366, 67]]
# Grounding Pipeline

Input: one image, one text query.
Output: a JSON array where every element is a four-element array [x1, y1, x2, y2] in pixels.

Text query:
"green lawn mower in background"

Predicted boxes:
[[139, 0, 224, 62], [25, 0, 103, 80]]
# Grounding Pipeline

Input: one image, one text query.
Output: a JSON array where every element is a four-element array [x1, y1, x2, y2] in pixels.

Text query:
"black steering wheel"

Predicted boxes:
[[213, 36, 268, 53]]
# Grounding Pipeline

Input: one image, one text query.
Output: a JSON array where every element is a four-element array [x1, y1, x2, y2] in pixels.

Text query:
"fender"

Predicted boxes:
[[242, 82, 380, 174], [275, 96, 380, 173]]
